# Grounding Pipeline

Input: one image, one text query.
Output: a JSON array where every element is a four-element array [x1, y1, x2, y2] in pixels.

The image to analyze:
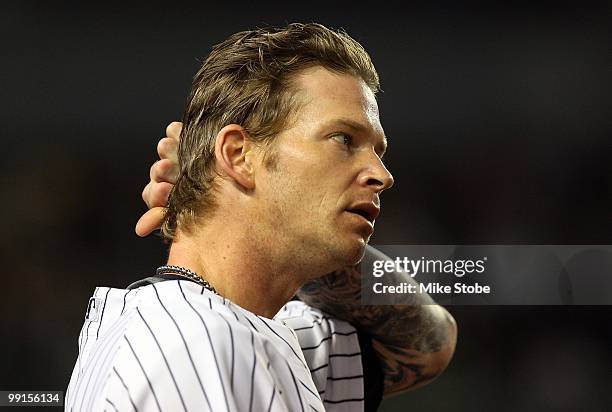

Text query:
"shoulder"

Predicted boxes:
[[276, 300, 366, 406], [98, 281, 269, 411], [125, 280, 255, 356], [277, 300, 359, 345]]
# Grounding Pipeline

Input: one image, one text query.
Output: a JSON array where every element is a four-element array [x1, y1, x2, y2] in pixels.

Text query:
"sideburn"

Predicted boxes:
[[263, 147, 280, 172]]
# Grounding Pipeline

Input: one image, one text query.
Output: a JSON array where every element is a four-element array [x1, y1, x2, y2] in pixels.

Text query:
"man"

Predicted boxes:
[[66, 23, 456, 411]]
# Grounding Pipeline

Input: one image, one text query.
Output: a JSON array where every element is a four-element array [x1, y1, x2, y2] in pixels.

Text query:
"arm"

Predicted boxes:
[[297, 247, 457, 397]]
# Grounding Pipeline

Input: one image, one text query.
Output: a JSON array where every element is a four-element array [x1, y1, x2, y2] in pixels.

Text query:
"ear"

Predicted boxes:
[[214, 124, 256, 190]]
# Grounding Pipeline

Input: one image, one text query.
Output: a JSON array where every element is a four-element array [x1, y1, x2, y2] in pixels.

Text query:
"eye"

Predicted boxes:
[[331, 133, 353, 148]]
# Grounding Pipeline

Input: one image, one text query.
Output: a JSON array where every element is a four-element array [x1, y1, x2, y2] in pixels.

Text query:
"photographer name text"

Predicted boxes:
[[372, 282, 491, 294]]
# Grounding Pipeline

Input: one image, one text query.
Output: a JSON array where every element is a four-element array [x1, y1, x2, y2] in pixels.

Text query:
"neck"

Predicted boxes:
[[167, 221, 311, 319]]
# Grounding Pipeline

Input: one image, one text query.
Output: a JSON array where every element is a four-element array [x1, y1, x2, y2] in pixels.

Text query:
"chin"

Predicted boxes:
[[334, 235, 367, 267], [309, 231, 369, 274]]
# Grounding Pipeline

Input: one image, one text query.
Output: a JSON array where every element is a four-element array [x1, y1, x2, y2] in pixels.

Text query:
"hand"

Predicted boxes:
[[135, 122, 182, 237]]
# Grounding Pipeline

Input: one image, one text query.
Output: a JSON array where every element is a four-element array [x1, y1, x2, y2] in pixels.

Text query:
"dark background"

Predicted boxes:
[[2, 2, 611, 411]]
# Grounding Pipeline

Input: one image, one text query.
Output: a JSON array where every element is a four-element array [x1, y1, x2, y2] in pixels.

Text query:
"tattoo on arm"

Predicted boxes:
[[297, 250, 457, 395]]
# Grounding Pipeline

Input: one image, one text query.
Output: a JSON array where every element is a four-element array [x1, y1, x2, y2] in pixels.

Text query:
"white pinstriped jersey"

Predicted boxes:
[[65, 279, 366, 411]]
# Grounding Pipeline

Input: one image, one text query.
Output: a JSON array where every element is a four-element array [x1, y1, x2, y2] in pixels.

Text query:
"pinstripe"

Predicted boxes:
[[72, 306, 133, 408], [74, 305, 129, 411], [285, 359, 305, 412], [124, 336, 162, 412], [257, 316, 308, 369], [299, 379, 320, 399], [317, 327, 357, 338], [136, 307, 188, 412], [323, 397, 365, 404], [225, 301, 261, 331], [243, 313, 260, 331], [227, 316, 236, 392], [81, 316, 129, 411], [309, 363, 328, 373], [84, 336, 123, 411], [248, 330, 256, 412], [152, 283, 212, 410], [86, 293, 128, 410], [105, 398, 119, 412], [175, 282, 223, 412], [212, 297, 237, 392], [328, 352, 361, 358], [327, 374, 363, 381], [224, 302, 241, 321], [330, 330, 358, 336], [210, 298, 237, 403], [300, 336, 331, 351], [266, 386, 276, 412], [79, 288, 100, 376], [290, 317, 331, 331], [113, 367, 138, 412], [308, 403, 322, 412], [308, 349, 361, 375], [280, 306, 364, 410], [120, 290, 132, 315], [96, 288, 111, 339]]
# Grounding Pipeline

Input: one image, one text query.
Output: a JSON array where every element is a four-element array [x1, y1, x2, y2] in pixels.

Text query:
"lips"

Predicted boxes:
[[346, 202, 380, 224]]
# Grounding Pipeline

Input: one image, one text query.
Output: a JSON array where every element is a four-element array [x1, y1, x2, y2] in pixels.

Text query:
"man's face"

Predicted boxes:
[[253, 66, 394, 273]]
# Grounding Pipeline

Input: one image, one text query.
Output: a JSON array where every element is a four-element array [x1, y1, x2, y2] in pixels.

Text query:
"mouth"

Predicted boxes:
[[346, 202, 380, 224]]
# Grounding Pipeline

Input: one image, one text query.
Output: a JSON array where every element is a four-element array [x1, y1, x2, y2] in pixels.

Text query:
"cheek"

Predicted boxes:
[[267, 173, 332, 224], [269, 142, 352, 214]]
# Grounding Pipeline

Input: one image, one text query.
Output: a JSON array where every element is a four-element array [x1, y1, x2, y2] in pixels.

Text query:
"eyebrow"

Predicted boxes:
[[331, 118, 388, 155]]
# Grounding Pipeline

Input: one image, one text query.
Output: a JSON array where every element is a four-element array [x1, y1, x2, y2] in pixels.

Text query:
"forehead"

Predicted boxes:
[[291, 66, 383, 136]]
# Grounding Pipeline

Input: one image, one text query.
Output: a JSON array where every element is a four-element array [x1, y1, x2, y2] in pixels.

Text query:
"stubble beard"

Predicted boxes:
[[262, 151, 367, 278]]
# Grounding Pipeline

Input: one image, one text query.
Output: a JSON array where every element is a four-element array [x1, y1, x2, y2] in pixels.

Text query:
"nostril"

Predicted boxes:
[[366, 177, 385, 187]]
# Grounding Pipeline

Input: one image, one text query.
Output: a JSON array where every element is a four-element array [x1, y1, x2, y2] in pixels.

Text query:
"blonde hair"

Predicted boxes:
[[162, 23, 379, 240]]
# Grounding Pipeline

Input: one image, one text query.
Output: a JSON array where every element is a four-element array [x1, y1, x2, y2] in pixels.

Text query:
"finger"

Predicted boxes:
[[150, 158, 179, 184], [143, 181, 173, 209], [135, 207, 166, 237], [142, 181, 153, 208], [165, 121, 183, 142], [157, 137, 179, 164]]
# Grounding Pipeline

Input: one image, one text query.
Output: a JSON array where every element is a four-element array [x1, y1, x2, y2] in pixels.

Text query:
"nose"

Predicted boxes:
[[358, 152, 394, 193]]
